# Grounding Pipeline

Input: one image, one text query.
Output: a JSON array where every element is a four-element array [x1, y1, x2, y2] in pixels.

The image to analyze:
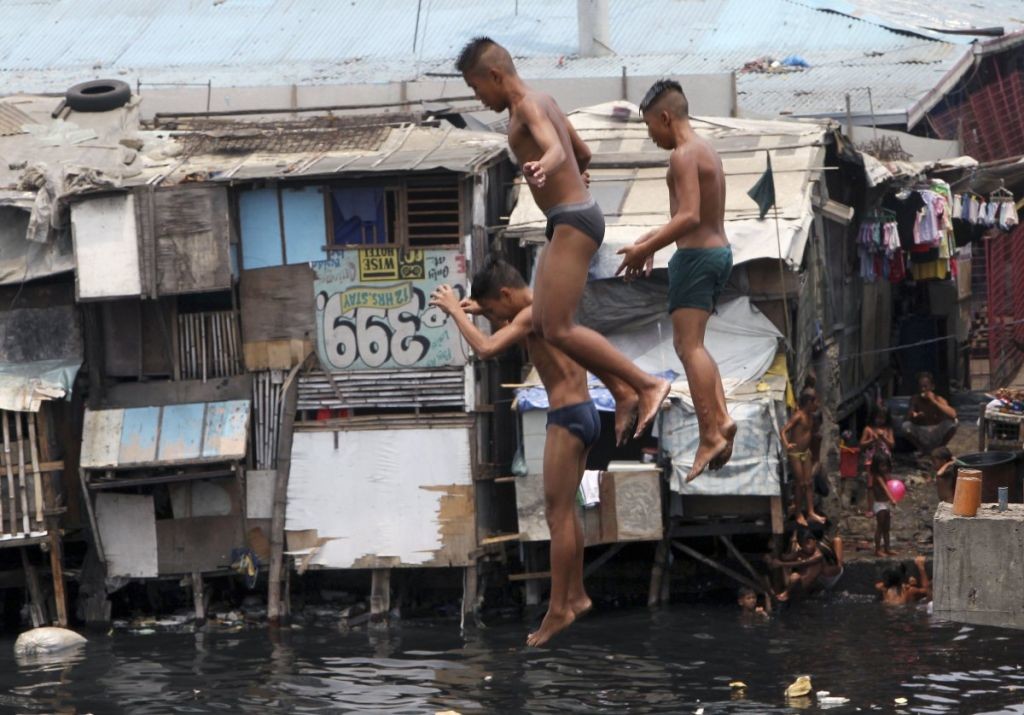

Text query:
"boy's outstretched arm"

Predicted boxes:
[[430, 285, 531, 359], [617, 148, 701, 276], [520, 99, 567, 188]]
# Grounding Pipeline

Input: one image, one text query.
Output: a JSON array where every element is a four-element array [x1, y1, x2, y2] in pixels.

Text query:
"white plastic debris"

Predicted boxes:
[[14, 627, 87, 656]]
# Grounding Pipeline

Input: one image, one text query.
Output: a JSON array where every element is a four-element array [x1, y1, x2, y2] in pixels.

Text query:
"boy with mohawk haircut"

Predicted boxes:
[[617, 79, 735, 482]]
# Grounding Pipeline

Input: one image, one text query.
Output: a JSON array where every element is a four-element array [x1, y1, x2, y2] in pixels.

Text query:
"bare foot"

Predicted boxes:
[[614, 394, 638, 446], [686, 435, 729, 483], [570, 595, 593, 618], [808, 512, 827, 525], [795, 514, 809, 527], [526, 608, 576, 647], [884, 549, 897, 556], [709, 419, 737, 471], [634, 379, 671, 439], [874, 549, 885, 557], [776, 590, 789, 602]]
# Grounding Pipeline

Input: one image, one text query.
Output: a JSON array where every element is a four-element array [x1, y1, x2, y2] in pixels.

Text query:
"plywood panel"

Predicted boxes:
[[95, 493, 157, 578], [71, 194, 141, 299], [157, 403, 204, 462], [150, 186, 232, 295], [156, 515, 242, 575], [246, 469, 276, 519], [287, 427, 475, 568], [80, 408, 124, 469], [239, 265, 315, 344]]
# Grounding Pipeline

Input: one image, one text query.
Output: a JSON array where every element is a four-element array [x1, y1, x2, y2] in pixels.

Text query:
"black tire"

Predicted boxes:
[[65, 79, 132, 112]]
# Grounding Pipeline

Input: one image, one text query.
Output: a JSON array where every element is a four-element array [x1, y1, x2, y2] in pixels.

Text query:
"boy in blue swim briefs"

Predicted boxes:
[[617, 79, 735, 483], [431, 257, 596, 648]]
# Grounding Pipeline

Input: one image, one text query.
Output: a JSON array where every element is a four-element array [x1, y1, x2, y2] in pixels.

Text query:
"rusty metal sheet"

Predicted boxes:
[[156, 403, 205, 462], [81, 400, 250, 469], [118, 406, 159, 465], [202, 400, 249, 459], [80, 408, 124, 469]]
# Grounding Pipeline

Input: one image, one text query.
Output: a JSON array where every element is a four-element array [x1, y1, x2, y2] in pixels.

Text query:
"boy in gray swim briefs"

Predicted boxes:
[[431, 257, 597, 649], [617, 79, 735, 483]]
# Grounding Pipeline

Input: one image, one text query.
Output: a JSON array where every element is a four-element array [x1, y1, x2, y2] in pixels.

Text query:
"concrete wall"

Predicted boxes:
[[135, 73, 736, 120], [934, 502, 1024, 629]]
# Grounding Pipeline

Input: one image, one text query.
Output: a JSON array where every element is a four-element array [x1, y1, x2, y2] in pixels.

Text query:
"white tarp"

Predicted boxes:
[[286, 426, 473, 569], [506, 101, 827, 276], [0, 358, 81, 412], [662, 397, 783, 497]]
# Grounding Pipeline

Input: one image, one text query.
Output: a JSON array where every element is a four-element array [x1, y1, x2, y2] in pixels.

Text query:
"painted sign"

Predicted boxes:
[[313, 249, 468, 371]]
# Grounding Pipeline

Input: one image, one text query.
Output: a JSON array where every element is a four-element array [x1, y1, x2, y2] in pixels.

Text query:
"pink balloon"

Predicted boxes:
[[887, 479, 907, 503]]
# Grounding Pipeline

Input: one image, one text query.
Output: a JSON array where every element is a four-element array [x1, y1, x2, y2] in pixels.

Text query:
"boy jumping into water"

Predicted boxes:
[[457, 37, 670, 445], [616, 79, 735, 481], [431, 257, 594, 647]]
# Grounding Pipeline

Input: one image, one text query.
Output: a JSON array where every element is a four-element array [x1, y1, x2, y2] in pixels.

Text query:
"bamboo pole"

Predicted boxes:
[[2, 413, 15, 535], [15, 413, 30, 535], [27, 417, 43, 528], [200, 314, 207, 383]]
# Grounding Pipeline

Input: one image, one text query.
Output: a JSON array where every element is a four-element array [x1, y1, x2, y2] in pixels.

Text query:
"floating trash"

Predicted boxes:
[[785, 675, 813, 699]]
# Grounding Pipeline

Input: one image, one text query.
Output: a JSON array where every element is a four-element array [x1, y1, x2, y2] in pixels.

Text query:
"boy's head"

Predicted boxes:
[[871, 405, 891, 427], [737, 586, 757, 611], [456, 36, 517, 112], [917, 371, 935, 394], [882, 567, 903, 589], [471, 256, 529, 322], [639, 79, 689, 150], [795, 527, 818, 555], [931, 446, 953, 470], [798, 389, 818, 413], [870, 452, 892, 477]]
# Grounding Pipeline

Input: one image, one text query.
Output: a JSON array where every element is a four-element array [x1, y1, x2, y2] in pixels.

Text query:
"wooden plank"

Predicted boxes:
[[35, 411, 67, 627], [156, 515, 242, 575], [201, 400, 250, 459], [80, 408, 124, 469], [15, 413, 29, 534], [239, 265, 315, 344], [154, 186, 232, 295], [672, 541, 767, 597], [70, 194, 142, 300], [88, 468, 236, 490], [479, 533, 521, 545], [508, 570, 551, 582], [20, 548, 45, 627], [191, 571, 206, 622]]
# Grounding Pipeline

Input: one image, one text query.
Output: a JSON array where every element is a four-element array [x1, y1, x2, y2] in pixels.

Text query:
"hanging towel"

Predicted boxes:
[[579, 470, 602, 508]]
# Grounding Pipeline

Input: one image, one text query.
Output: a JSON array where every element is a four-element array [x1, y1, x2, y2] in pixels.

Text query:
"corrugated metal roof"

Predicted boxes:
[[0, 0, 998, 124], [506, 101, 828, 274], [0, 100, 32, 136], [803, 0, 1024, 37]]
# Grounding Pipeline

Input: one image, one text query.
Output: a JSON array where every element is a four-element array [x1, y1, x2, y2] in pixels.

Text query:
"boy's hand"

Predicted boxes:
[[459, 297, 483, 315], [429, 285, 461, 314], [523, 161, 547, 188], [914, 555, 926, 568], [616, 232, 657, 280], [582, 170, 591, 188]]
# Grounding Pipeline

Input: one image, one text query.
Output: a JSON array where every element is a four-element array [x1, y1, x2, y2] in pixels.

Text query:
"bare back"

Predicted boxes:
[[668, 136, 729, 250], [507, 91, 589, 211]]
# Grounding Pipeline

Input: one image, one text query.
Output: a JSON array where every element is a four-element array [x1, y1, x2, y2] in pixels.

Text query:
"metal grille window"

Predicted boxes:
[[405, 175, 462, 247]]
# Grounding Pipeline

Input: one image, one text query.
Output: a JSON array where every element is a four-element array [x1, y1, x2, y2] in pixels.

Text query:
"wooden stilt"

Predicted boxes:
[[79, 469, 105, 563], [672, 540, 766, 596], [523, 542, 543, 606], [461, 563, 478, 628], [583, 542, 625, 579], [20, 548, 45, 627], [34, 412, 67, 626], [370, 568, 391, 623], [283, 557, 292, 617], [191, 571, 206, 622], [648, 538, 669, 607]]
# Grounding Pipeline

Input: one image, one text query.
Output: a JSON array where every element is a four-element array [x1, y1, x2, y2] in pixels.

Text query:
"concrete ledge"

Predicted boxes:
[[934, 502, 1024, 629]]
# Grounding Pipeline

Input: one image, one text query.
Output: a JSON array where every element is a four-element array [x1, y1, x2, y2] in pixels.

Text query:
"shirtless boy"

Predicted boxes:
[[769, 528, 823, 602], [876, 555, 931, 605], [783, 391, 826, 525], [617, 79, 735, 481], [457, 37, 670, 445], [431, 257, 594, 647]]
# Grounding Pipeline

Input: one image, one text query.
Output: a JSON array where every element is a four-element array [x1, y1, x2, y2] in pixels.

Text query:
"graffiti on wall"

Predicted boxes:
[[313, 249, 468, 370]]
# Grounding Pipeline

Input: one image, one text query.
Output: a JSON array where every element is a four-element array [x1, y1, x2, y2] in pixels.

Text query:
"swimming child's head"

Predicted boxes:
[[737, 586, 757, 611], [882, 567, 903, 590], [456, 37, 518, 112], [639, 79, 689, 150], [471, 255, 529, 322]]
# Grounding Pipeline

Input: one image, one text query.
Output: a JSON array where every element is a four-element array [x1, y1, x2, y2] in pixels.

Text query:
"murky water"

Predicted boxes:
[[3, 600, 1024, 714]]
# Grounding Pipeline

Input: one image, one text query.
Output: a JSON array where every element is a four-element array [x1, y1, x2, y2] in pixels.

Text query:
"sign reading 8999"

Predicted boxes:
[[312, 248, 469, 370]]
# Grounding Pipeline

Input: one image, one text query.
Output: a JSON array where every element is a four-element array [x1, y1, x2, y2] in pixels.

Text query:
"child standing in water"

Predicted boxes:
[[870, 453, 898, 557], [617, 79, 736, 481], [783, 391, 826, 525]]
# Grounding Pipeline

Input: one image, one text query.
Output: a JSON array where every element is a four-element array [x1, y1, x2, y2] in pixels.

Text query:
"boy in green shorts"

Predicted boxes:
[[616, 79, 735, 482]]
